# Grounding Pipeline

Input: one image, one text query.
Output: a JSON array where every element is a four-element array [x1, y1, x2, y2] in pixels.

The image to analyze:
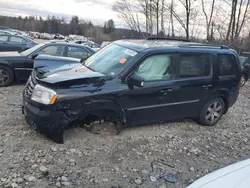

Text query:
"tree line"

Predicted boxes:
[[0, 15, 144, 43], [113, 0, 250, 50]]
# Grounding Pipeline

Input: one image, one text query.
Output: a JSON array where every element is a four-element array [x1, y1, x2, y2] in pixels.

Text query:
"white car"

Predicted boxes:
[[40, 33, 54, 40], [188, 159, 250, 188]]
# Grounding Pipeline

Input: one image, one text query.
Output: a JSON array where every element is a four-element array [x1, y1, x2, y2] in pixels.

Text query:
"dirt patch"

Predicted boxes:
[[0, 83, 250, 188]]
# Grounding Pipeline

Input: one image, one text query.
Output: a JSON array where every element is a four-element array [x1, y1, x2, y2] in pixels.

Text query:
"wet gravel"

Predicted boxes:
[[0, 83, 249, 188]]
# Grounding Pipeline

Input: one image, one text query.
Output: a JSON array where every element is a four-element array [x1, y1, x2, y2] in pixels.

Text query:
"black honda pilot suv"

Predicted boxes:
[[22, 39, 242, 143]]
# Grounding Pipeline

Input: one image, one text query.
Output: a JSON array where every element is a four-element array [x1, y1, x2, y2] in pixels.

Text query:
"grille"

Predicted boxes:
[[24, 71, 37, 98]]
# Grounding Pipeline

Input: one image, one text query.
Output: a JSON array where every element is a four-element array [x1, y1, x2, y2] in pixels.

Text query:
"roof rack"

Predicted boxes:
[[146, 37, 191, 42], [179, 43, 229, 49]]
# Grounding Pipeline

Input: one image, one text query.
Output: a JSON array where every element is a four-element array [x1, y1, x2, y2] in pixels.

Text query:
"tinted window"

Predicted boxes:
[[10, 36, 24, 43], [67, 46, 88, 59], [0, 35, 8, 42], [135, 54, 173, 81], [218, 54, 236, 76], [179, 54, 211, 78], [37, 45, 65, 56]]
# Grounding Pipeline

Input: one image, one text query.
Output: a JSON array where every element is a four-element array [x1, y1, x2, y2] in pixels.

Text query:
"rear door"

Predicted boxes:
[[173, 52, 213, 118], [66, 46, 90, 59], [0, 35, 9, 51], [8, 36, 28, 51]]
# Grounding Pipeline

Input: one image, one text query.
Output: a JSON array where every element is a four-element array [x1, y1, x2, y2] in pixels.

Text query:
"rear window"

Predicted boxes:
[[218, 54, 237, 76], [179, 53, 211, 78]]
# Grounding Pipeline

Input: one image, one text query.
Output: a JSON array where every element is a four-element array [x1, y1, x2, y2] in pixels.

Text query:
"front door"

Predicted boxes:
[[173, 53, 213, 118], [118, 53, 180, 126], [0, 35, 9, 51]]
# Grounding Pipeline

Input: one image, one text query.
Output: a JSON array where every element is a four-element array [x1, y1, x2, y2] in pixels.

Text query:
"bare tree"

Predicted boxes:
[[226, 0, 250, 42], [167, 0, 196, 39], [201, 0, 216, 40], [113, 0, 143, 36]]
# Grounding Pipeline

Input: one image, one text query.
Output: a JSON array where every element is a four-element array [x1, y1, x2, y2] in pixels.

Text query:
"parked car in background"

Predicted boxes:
[[188, 159, 250, 188], [40, 33, 54, 40], [22, 39, 241, 143], [82, 41, 101, 52], [0, 34, 38, 52], [239, 54, 250, 86], [101, 41, 111, 48], [0, 30, 12, 35], [72, 40, 87, 44], [54, 33, 65, 40], [0, 42, 95, 86], [0, 26, 10, 30]]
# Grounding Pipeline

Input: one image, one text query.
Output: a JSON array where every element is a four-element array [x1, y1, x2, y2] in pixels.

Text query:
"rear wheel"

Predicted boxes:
[[0, 65, 14, 87], [199, 98, 225, 126], [241, 74, 247, 87]]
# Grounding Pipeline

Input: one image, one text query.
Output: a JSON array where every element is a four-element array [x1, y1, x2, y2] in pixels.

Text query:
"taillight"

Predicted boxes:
[[248, 65, 250, 69]]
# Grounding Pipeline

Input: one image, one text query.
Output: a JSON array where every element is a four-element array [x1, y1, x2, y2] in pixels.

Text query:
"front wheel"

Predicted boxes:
[[0, 65, 14, 87], [199, 98, 225, 126]]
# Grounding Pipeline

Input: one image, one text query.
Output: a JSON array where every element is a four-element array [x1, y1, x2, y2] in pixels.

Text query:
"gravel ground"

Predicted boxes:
[[0, 83, 250, 188]]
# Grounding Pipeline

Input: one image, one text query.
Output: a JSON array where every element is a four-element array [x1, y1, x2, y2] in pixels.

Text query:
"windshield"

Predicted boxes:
[[84, 43, 138, 76], [20, 43, 45, 56]]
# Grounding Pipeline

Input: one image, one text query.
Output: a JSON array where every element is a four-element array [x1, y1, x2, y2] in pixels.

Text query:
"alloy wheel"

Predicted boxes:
[[205, 102, 223, 124], [0, 69, 9, 86]]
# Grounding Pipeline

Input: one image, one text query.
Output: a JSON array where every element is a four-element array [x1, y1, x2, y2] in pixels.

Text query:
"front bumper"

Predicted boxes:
[[22, 98, 70, 144]]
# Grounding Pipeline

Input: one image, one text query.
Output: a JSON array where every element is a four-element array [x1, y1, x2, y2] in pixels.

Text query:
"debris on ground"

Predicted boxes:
[[0, 84, 249, 188]]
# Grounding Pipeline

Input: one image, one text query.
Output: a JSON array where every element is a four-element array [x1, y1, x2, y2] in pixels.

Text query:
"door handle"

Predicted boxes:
[[160, 88, 173, 93], [202, 84, 212, 88], [3, 42, 8, 44]]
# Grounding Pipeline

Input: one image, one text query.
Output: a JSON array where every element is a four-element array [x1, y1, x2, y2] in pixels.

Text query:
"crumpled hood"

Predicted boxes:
[[39, 66, 105, 85], [34, 55, 82, 77], [188, 159, 250, 188]]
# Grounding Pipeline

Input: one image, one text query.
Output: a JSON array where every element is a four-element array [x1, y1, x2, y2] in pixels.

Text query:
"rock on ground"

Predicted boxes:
[[0, 84, 250, 188]]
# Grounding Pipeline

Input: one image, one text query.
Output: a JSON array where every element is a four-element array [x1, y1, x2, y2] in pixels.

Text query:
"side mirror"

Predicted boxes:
[[127, 74, 144, 89]]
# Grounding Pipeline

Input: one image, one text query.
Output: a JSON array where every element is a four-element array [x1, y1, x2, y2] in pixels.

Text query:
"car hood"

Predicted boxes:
[[34, 55, 82, 77], [0, 51, 21, 58], [187, 159, 250, 188], [34, 55, 105, 86]]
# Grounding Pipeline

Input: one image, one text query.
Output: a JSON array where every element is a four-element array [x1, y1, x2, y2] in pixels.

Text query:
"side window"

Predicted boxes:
[[10, 36, 25, 43], [67, 46, 88, 59], [179, 54, 211, 78], [37, 45, 65, 56], [0, 35, 8, 42], [218, 54, 237, 76], [134, 54, 173, 81]]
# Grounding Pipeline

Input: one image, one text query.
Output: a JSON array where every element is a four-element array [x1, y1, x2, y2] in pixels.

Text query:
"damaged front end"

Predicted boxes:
[[22, 58, 124, 143]]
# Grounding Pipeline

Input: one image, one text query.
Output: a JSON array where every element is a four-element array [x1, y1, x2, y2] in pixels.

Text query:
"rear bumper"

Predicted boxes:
[[22, 98, 71, 144]]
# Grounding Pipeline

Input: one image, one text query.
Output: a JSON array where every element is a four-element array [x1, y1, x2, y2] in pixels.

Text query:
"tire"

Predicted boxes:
[[241, 74, 247, 87], [199, 98, 225, 126], [0, 65, 14, 87]]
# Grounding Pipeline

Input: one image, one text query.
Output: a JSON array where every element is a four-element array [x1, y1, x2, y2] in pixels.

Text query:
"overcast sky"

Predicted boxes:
[[0, 0, 120, 26]]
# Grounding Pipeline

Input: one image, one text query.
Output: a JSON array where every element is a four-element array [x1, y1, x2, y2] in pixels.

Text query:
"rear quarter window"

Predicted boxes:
[[218, 54, 237, 76], [178, 53, 212, 78]]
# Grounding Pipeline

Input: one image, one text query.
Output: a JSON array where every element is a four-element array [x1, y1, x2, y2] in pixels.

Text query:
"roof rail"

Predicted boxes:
[[146, 37, 191, 42], [179, 43, 229, 49]]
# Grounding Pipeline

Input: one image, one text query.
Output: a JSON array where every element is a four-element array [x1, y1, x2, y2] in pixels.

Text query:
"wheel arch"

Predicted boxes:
[[76, 99, 126, 125], [207, 90, 230, 114]]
